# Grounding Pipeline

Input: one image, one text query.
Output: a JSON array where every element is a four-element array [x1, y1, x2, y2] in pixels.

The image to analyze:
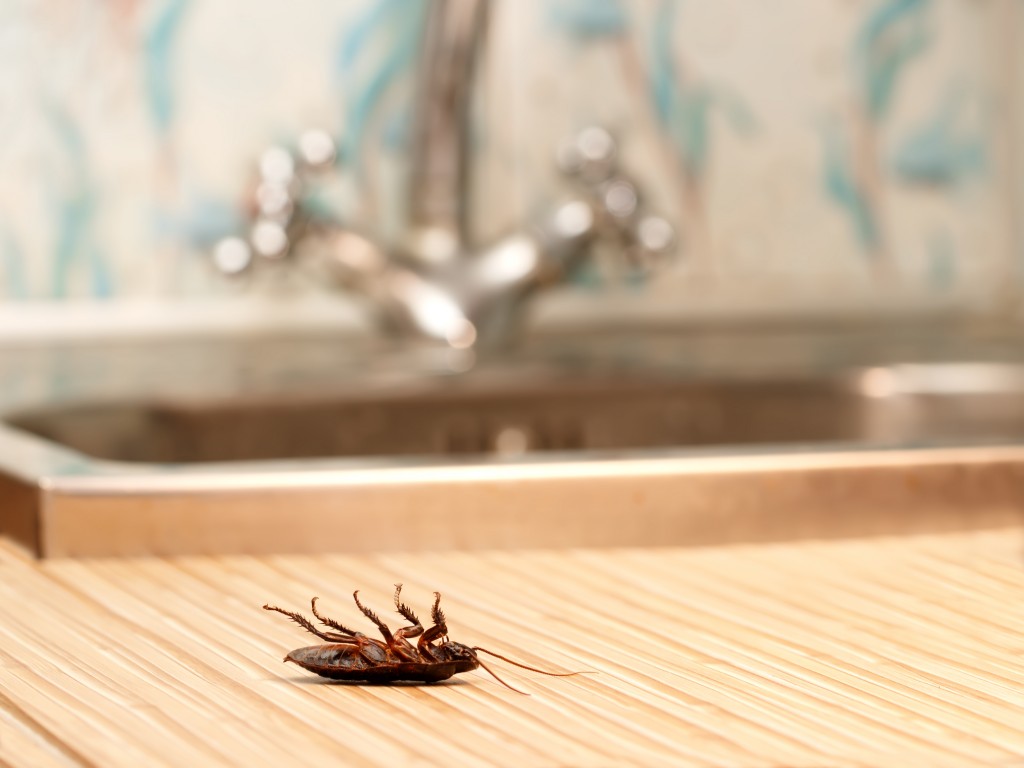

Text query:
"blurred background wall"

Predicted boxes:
[[0, 0, 1017, 327]]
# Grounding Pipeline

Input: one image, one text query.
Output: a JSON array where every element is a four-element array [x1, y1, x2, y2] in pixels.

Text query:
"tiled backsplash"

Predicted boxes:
[[0, 0, 1017, 324]]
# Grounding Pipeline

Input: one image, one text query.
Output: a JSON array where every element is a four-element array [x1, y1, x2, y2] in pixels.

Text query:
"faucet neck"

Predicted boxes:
[[407, 0, 489, 263]]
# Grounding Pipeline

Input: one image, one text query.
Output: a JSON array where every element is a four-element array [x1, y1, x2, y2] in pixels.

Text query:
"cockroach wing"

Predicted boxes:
[[285, 644, 372, 672]]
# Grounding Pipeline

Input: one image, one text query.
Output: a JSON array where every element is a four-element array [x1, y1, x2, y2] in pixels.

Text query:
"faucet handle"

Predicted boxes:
[[626, 214, 675, 274], [596, 178, 676, 276], [212, 131, 338, 276], [556, 126, 618, 184], [557, 127, 676, 276]]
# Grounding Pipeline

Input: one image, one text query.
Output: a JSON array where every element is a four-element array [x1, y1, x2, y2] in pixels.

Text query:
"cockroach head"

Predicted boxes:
[[438, 641, 480, 672]]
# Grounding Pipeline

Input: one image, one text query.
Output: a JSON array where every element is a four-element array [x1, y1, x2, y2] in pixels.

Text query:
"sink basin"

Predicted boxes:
[[3, 331, 1024, 558], [4, 375, 875, 463], [9, 364, 1024, 464]]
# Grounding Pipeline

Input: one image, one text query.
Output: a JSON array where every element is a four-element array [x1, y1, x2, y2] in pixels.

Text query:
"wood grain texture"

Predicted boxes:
[[1, 529, 1023, 767]]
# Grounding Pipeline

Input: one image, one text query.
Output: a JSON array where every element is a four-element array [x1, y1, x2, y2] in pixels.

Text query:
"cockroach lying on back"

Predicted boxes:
[[263, 585, 584, 694]]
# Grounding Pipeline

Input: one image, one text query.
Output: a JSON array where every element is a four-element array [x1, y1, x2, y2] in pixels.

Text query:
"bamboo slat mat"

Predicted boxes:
[[2, 529, 1024, 767]]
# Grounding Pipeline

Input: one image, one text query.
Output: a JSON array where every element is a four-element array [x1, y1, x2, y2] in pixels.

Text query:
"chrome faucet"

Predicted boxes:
[[213, 0, 673, 349]]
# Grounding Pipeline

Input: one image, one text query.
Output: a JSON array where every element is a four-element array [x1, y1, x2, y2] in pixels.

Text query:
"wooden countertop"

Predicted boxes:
[[2, 529, 1024, 767]]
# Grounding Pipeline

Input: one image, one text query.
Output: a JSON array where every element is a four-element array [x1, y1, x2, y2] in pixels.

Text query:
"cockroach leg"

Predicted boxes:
[[352, 590, 395, 644], [416, 592, 449, 657], [392, 584, 424, 641], [310, 597, 360, 637], [349, 587, 417, 662], [262, 604, 355, 643], [416, 625, 445, 658], [430, 591, 448, 638]]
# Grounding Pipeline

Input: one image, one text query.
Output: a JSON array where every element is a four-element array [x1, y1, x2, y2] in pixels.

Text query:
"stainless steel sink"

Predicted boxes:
[[9, 364, 1024, 464], [3, 330, 1024, 558]]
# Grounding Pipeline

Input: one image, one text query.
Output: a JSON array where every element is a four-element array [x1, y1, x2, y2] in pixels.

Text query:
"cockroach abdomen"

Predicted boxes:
[[286, 644, 368, 670]]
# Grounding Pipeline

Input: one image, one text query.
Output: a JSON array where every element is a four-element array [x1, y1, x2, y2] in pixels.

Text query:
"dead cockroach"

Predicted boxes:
[[263, 585, 584, 694]]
